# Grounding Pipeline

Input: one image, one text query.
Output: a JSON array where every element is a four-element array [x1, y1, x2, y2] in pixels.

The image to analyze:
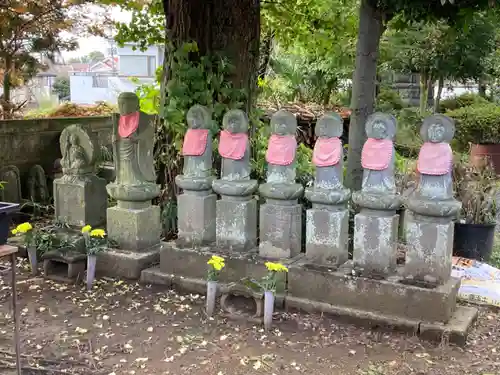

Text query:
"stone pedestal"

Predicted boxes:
[[404, 212, 454, 285], [177, 192, 216, 246], [306, 207, 349, 265], [353, 211, 399, 275], [54, 175, 107, 227], [259, 200, 302, 259], [107, 204, 161, 251], [216, 196, 257, 251]]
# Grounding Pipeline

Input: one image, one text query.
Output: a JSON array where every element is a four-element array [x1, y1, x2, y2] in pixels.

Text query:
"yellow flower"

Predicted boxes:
[[90, 229, 106, 238], [16, 222, 33, 233], [265, 262, 288, 273], [11, 228, 18, 235], [81, 225, 92, 234], [211, 255, 224, 263], [207, 255, 225, 271]]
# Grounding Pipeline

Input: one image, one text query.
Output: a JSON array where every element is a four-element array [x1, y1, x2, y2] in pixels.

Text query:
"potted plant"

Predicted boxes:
[[0, 180, 20, 246], [81, 225, 107, 291], [206, 255, 225, 317], [11, 222, 36, 275], [453, 159, 498, 261], [248, 262, 288, 331]]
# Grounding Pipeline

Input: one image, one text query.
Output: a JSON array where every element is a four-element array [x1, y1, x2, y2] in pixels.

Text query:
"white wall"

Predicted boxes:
[[70, 75, 114, 104], [116, 44, 162, 77]]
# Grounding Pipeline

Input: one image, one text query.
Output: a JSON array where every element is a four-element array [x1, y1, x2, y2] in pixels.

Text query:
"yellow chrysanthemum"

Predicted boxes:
[[81, 225, 92, 234], [16, 222, 33, 233], [11, 228, 18, 235], [90, 229, 106, 238], [211, 255, 224, 263], [265, 262, 288, 273], [207, 255, 225, 271]]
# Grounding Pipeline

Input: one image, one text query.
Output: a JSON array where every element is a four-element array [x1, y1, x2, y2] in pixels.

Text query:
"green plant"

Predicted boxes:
[[375, 87, 406, 113], [0, 180, 6, 190], [446, 102, 500, 150], [453, 158, 498, 224], [82, 226, 108, 255], [243, 262, 288, 293], [490, 234, 500, 268], [438, 92, 490, 113], [207, 255, 225, 281]]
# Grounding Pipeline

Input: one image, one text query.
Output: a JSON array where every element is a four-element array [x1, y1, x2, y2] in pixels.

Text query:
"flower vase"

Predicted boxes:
[[27, 247, 37, 276], [86, 255, 97, 291], [206, 280, 217, 317], [264, 290, 275, 331]]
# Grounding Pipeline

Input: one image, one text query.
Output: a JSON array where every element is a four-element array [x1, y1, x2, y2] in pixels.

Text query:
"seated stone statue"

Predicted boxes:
[[175, 104, 215, 192], [258, 110, 304, 201], [352, 113, 401, 211], [212, 109, 258, 197], [406, 114, 461, 218], [59, 124, 95, 181], [305, 112, 350, 205], [107, 92, 160, 202]]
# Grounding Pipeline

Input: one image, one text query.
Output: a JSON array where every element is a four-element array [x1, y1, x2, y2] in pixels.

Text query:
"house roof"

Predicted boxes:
[[90, 57, 119, 72], [69, 63, 90, 72]]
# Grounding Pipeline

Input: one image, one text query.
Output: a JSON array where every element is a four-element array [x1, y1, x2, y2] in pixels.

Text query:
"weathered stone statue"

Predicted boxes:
[[404, 114, 461, 285], [175, 105, 216, 246], [212, 109, 258, 250], [54, 124, 107, 227], [107, 92, 159, 203], [99, 92, 162, 279], [27, 165, 49, 204], [305, 112, 350, 264], [352, 113, 401, 276], [259, 110, 304, 259], [0, 165, 22, 203]]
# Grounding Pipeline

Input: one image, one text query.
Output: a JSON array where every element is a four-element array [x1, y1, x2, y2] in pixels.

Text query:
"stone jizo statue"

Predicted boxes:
[[212, 109, 258, 197], [352, 112, 400, 211], [305, 112, 350, 205], [406, 114, 460, 217], [175, 105, 214, 192], [107, 92, 159, 202], [259, 110, 303, 201]]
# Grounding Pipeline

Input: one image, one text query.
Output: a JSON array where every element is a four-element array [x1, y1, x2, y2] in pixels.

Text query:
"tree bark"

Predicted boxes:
[[346, 0, 386, 191], [2, 57, 12, 104], [434, 76, 444, 113], [419, 71, 428, 115]]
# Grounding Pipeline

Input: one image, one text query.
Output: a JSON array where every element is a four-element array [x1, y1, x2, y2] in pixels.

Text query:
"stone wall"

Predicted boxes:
[[0, 116, 113, 178]]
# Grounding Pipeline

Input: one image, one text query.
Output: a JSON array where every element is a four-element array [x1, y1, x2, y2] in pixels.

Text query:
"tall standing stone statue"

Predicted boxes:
[[54, 124, 107, 227], [259, 110, 304, 259], [352, 113, 401, 276], [404, 114, 461, 285], [175, 105, 216, 246], [305, 113, 350, 264], [212, 109, 258, 251], [103, 92, 161, 278]]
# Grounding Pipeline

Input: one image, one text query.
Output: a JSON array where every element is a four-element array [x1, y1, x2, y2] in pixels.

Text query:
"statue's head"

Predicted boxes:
[[186, 105, 211, 129], [69, 133, 79, 145], [316, 112, 343, 138], [223, 109, 248, 133], [270, 110, 296, 136], [118, 92, 140, 115], [366, 113, 396, 140], [420, 114, 455, 143]]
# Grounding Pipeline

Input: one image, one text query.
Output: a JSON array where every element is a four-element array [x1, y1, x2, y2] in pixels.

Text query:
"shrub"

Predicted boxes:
[[446, 102, 500, 150], [394, 107, 427, 157], [375, 88, 406, 113], [438, 92, 490, 113]]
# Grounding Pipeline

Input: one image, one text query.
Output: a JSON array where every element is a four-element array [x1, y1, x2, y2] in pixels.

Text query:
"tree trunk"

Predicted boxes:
[[434, 76, 444, 113], [346, 0, 386, 191], [419, 71, 428, 115], [2, 57, 12, 103], [478, 76, 487, 98], [258, 30, 274, 82]]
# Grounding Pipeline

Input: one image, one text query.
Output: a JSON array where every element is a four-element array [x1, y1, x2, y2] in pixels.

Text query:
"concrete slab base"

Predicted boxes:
[[286, 296, 477, 346], [96, 243, 162, 279]]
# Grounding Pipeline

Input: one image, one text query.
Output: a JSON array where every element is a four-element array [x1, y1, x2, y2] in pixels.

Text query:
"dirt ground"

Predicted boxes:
[[0, 258, 499, 375]]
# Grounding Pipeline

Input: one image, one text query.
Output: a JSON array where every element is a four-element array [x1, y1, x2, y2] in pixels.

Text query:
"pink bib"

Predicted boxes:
[[118, 112, 139, 138], [182, 129, 209, 156], [218, 130, 247, 160], [417, 142, 452, 175], [266, 134, 296, 166], [313, 137, 342, 167], [361, 138, 393, 171]]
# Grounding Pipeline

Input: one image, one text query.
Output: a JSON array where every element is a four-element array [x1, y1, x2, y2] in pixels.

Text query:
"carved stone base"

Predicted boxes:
[[177, 193, 216, 246], [96, 244, 162, 279], [107, 204, 161, 251], [353, 211, 399, 276], [42, 250, 87, 283], [54, 175, 107, 227], [220, 282, 264, 321], [404, 212, 454, 285], [216, 197, 257, 251], [306, 207, 349, 265], [259, 201, 302, 259]]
